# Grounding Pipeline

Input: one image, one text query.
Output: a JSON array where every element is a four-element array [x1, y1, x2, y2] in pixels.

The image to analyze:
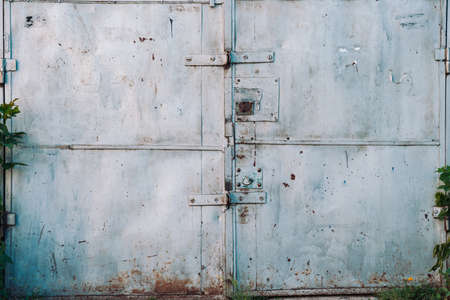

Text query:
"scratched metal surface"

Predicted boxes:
[[231, 0, 445, 294], [6, 2, 225, 297], [234, 0, 442, 142]]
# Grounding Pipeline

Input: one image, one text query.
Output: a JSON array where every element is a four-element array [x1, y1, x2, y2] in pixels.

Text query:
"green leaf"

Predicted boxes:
[[2, 162, 27, 170]]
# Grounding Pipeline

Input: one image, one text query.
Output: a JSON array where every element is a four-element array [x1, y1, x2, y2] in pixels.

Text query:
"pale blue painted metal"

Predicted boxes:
[[226, 0, 447, 296], [1, 0, 448, 298]]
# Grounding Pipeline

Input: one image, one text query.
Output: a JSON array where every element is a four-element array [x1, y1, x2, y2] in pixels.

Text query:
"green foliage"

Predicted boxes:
[[431, 166, 450, 273], [228, 280, 267, 300], [377, 284, 450, 300], [0, 99, 25, 299]]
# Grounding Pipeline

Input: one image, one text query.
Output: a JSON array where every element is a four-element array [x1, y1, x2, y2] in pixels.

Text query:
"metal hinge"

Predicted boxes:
[[435, 48, 450, 74], [184, 51, 275, 67], [1, 212, 16, 226], [187, 192, 266, 206], [229, 191, 266, 204], [188, 193, 228, 206], [0, 58, 17, 84]]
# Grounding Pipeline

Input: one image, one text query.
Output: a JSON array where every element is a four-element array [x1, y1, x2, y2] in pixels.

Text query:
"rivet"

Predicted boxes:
[[185, 57, 192, 62], [237, 168, 241, 173], [210, 56, 216, 62], [267, 54, 273, 60], [257, 183, 262, 187], [237, 183, 241, 187], [190, 198, 195, 203], [243, 55, 248, 60], [259, 196, 264, 201], [214, 198, 218, 202], [257, 168, 261, 172], [239, 196, 243, 201]]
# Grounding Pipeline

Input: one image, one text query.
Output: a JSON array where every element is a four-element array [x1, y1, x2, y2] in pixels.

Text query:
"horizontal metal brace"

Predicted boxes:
[[229, 191, 266, 204], [10, 0, 223, 4], [184, 54, 228, 66], [230, 51, 274, 64], [184, 51, 275, 66], [188, 193, 227, 206]]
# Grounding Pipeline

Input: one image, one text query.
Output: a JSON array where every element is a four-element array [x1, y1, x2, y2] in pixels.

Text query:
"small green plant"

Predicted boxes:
[[0, 98, 26, 299], [377, 284, 450, 300], [378, 166, 450, 299], [431, 166, 450, 272], [228, 280, 267, 300]]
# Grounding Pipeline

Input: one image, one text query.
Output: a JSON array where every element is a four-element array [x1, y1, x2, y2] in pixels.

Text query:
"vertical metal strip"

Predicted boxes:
[[230, 0, 239, 287], [443, 0, 448, 166]]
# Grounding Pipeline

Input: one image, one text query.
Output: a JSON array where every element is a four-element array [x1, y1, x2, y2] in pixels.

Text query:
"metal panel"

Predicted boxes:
[[6, 1, 226, 297], [235, 0, 442, 143], [230, 0, 445, 294]]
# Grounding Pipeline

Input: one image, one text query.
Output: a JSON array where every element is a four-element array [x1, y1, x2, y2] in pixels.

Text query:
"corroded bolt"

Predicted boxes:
[[257, 183, 262, 187], [257, 168, 262, 173]]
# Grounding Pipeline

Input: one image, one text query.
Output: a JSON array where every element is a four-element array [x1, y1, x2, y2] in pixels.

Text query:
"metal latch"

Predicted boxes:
[[184, 51, 275, 67], [0, 58, 17, 84], [435, 48, 450, 74], [236, 166, 263, 189]]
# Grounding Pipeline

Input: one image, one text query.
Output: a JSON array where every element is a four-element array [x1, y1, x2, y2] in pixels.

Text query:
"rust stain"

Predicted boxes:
[[238, 206, 249, 224], [154, 277, 198, 294], [282, 182, 290, 187], [290, 173, 296, 180], [368, 272, 388, 284]]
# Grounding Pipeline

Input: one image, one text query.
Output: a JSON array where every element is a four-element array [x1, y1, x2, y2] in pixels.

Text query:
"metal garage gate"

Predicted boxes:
[[1, 0, 447, 297]]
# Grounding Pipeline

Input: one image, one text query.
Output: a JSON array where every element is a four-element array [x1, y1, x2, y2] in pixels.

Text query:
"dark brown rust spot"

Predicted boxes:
[[291, 174, 296, 180], [238, 206, 249, 224], [236, 101, 254, 115]]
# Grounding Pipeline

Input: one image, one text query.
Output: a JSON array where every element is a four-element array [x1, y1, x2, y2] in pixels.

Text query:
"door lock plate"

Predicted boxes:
[[236, 166, 263, 189]]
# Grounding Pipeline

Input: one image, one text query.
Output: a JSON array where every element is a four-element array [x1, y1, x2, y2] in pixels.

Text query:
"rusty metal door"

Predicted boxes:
[[4, 0, 227, 297], [227, 0, 447, 296]]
